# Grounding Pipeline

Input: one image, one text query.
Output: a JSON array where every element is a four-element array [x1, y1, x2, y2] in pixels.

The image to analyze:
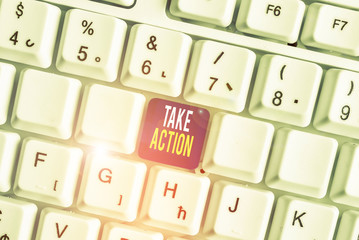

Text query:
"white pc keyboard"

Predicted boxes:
[[1, 0, 359, 239]]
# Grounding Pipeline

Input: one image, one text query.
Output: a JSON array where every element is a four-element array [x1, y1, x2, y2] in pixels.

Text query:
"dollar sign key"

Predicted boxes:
[[16, 2, 24, 19]]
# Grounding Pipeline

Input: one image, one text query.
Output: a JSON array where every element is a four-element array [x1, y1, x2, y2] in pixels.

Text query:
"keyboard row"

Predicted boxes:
[[169, 0, 359, 56], [2, 153, 359, 240]]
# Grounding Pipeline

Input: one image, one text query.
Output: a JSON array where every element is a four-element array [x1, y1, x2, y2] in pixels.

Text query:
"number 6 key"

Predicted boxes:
[[120, 24, 192, 97], [249, 54, 322, 127]]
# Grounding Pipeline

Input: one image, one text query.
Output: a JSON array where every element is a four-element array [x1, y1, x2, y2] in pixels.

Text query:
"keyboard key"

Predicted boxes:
[[249, 54, 322, 127], [183, 40, 255, 112], [138, 98, 209, 169], [202, 113, 274, 183], [35, 207, 100, 240], [330, 143, 359, 207], [75, 84, 145, 154], [11, 69, 81, 139], [314, 69, 359, 139], [13, 138, 83, 207], [336, 210, 359, 240], [56, 9, 127, 82], [102, 222, 164, 240], [0, 130, 20, 193], [203, 181, 274, 240], [0, 0, 60, 67], [169, 0, 236, 27], [77, 153, 146, 221], [309, 0, 359, 10], [98, 0, 135, 7], [265, 128, 337, 198], [0, 196, 37, 240], [0, 63, 15, 125], [121, 24, 191, 97], [268, 195, 338, 240], [140, 166, 210, 235], [236, 0, 305, 43], [301, 3, 359, 56]]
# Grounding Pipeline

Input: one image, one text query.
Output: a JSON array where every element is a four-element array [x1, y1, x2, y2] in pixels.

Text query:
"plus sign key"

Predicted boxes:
[[121, 24, 191, 97]]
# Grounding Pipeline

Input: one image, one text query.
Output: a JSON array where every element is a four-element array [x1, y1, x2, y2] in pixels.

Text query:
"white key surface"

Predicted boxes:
[[57, 9, 127, 82], [77, 153, 146, 221], [13, 138, 83, 207], [0, 63, 15, 125], [202, 112, 274, 183], [330, 143, 359, 208], [99, 0, 135, 7], [301, 3, 359, 56], [102, 222, 164, 240], [203, 181, 274, 240], [268, 195, 338, 240], [236, 0, 305, 43], [35, 208, 100, 240], [169, 0, 236, 27], [121, 24, 191, 97], [310, 0, 359, 10], [183, 40, 255, 112], [11, 69, 81, 139], [0, 196, 37, 240], [265, 128, 337, 198], [0, 0, 60, 67], [249, 54, 322, 127], [314, 69, 359, 139], [75, 84, 145, 154], [140, 166, 210, 235], [336, 210, 359, 240], [0, 130, 20, 193]]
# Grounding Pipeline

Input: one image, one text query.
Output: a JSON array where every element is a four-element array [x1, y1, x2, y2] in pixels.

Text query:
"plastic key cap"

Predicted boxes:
[[249, 54, 322, 127], [121, 24, 191, 97], [203, 181, 274, 240], [184, 40, 255, 112], [77, 153, 146, 221], [0, 196, 37, 240], [13, 138, 83, 207], [11, 69, 81, 139], [336, 210, 359, 240], [314, 69, 359, 139], [56, 9, 127, 82], [236, 0, 305, 43], [268, 195, 338, 240], [0, 0, 60, 67], [35, 208, 100, 240], [102, 223, 164, 240], [0, 130, 20, 193], [265, 128, 337, 198], [202, 112, 274, 183], [140, 166, 210, 235], [0, 63, 15, 125], [301, 3, 359, 56], [75, 84, 145, 154], [169, 0, 236, 27], [330, 143, 359, 208]]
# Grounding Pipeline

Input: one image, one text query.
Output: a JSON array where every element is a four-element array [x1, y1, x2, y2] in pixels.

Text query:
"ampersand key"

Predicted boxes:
[[146, 35, 157, 51]]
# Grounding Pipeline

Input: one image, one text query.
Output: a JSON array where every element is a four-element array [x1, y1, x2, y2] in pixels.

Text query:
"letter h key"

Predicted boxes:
[[140, 166, 210, 235]]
